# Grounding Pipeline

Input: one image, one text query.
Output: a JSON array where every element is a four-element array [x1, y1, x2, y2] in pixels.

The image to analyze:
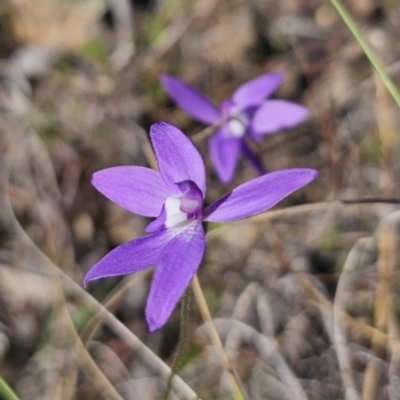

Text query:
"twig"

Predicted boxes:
[[207, 201, 337, 241], [207, 200, 398, 242], [341, 198, 400, 204]]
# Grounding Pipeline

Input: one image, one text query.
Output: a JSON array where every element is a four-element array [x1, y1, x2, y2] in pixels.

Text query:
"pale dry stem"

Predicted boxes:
[[192, 275, 246, 400], [191, 125, 218, 144], [362, 212, 400, 400], [332, 238, 372, 400], [375, 74, 397, 197]]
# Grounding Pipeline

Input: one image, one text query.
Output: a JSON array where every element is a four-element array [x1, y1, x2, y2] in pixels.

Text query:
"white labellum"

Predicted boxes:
[[164, 196, 188, 228], [228, 118, 246, 138]]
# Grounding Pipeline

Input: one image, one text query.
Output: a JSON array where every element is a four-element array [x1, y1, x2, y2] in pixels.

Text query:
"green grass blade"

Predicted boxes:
[[0, 376, 21, 400], [330, 0, 400, 108]]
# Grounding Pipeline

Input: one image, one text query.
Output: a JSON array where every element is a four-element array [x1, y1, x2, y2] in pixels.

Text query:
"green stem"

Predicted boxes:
[[162, 290, 190, 400], [0, 376, 21, 400], [329, 0, 400, 108]]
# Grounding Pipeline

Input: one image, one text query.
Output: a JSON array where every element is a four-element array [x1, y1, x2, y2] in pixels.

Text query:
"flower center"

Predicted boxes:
[[164, 193, 203, 228], [164, 196, 188, 228], [227, 111, 249, 138], [227, 119, 245, 137]]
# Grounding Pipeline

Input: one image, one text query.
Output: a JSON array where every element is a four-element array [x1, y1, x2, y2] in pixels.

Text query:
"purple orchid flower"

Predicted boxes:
[[161, 73, 309, 183], [84, 121, 317, 331]]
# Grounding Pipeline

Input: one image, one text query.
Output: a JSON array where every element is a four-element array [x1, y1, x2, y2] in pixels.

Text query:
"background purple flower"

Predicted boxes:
[[84, 121, 318, 331], [161, 73, 309, 183]]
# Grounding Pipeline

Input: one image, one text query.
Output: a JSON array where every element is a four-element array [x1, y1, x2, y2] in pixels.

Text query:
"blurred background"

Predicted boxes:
[[0, 0, 400, 399]]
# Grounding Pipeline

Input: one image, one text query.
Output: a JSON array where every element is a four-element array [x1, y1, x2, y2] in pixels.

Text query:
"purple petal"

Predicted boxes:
[[204, 168, 318, 222], [83, 230, 173, 286], [150, 122, 206, 195], [146, 222, 206, 331], [220, 99, 234, 119], [209, 127, 241, 184], [92, 167, 171, 217], [145, 205, 167, 233], [252, 100, 309, 135], [161, 74, 220, 125], [240, 140, 266, 175], [232, 73, 284, 109]]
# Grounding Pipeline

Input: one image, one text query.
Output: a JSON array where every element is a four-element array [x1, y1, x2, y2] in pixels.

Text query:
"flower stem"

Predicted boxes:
[[329, 0, 400, 108], [191, 125, 218, 144], [0, 376, 20, 400], [162, 289, 191, 400], [192, 275, 246, 400]]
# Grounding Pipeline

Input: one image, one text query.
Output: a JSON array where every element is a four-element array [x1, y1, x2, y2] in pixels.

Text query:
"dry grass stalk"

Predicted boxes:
[[375, 74, 397, 196], [362, 211, 400, 400], [80, 272, 148, 345], [210, 318, 309, 400], [302, 272, 388, 350], [192, 276, 246, 400], [332, 238, 373, 400]]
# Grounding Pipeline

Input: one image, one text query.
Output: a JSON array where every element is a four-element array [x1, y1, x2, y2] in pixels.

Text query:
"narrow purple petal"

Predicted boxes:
[[145, 222, 206, 331], [240, 140, 266, 175], [209, 127, 241, 184], [220, 99, 234, 119], [83, 230, 173, 286], [145, 205, 167, 233], [204, 168, 318, 222], [150, 122, 206, 195], [92, 167, 171, 217], [252, 100, 309, 135], [161, 74, 220, 125], [232, 73, 284, 109]]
